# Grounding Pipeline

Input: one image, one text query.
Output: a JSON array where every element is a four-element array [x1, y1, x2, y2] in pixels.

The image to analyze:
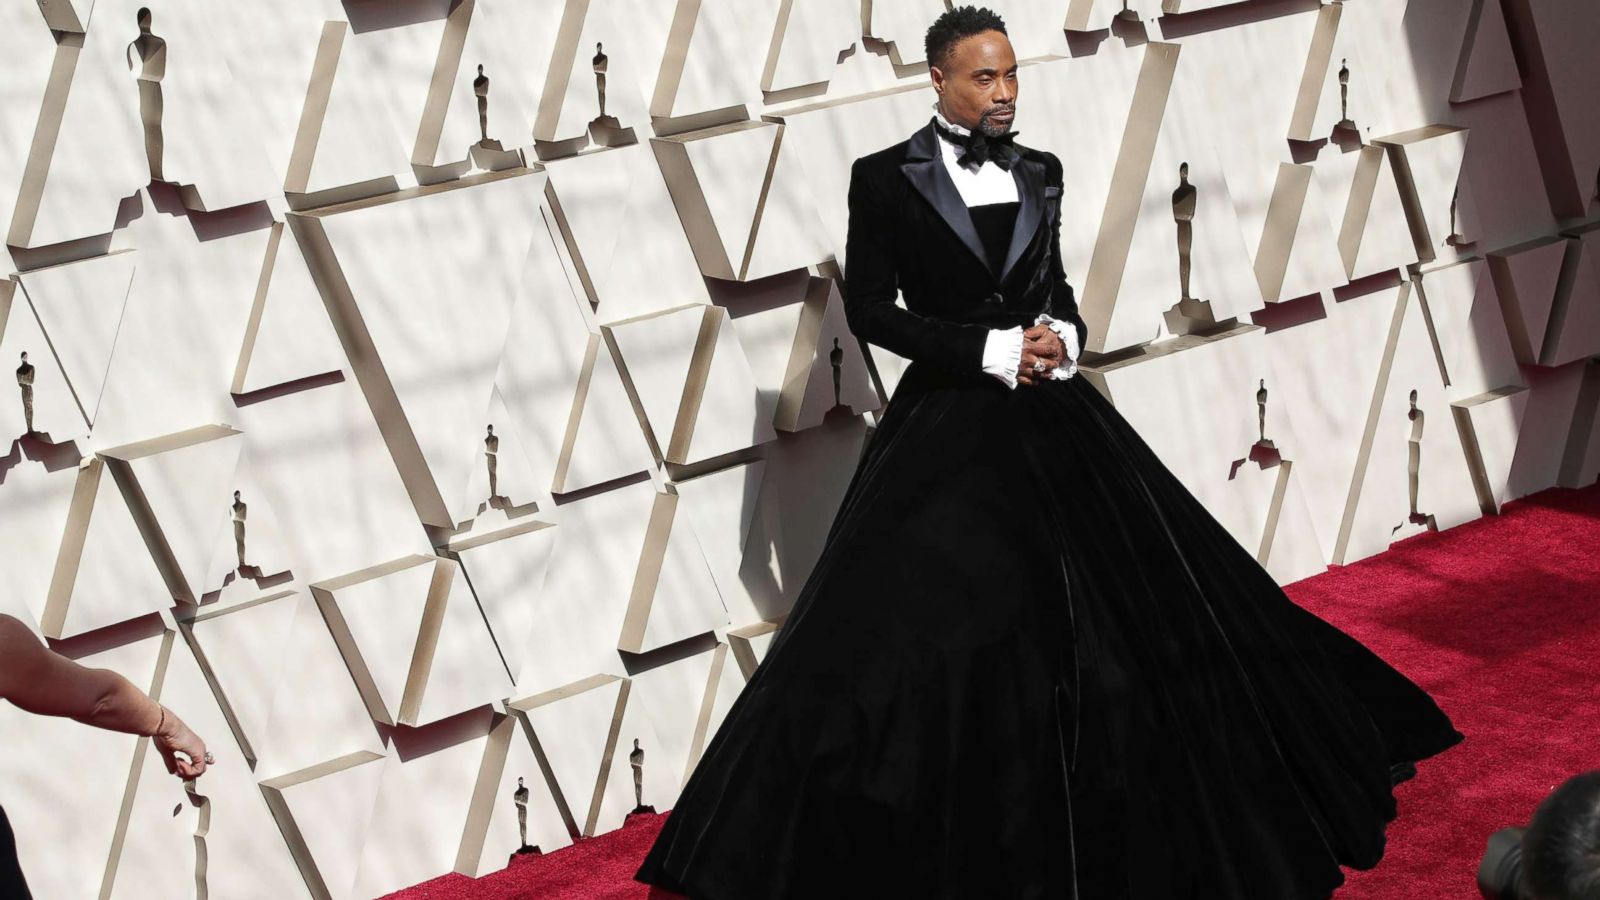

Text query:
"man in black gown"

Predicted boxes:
[[637, 8, 1461, 899]]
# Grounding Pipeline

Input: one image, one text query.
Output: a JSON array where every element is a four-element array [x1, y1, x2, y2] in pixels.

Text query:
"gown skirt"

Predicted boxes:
[[634, 351, 1463, 900]]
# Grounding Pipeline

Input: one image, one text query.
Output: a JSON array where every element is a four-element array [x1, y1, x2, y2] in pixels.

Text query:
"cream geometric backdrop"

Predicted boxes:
[[2, 0, 1597, 896]]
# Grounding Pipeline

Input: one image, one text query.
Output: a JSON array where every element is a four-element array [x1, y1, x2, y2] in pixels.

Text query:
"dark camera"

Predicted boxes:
[[1478, 826, 1528, 900]]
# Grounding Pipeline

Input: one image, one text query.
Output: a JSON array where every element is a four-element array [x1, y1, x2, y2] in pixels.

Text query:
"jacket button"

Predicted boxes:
[[986, 291, 1005, 305]]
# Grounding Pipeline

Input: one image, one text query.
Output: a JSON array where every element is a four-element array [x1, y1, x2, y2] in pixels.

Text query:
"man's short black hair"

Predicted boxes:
[[924, 5, 1008, 73]]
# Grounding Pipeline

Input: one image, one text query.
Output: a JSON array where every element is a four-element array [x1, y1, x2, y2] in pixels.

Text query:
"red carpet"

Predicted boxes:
[[386, 481, 1600, 900]]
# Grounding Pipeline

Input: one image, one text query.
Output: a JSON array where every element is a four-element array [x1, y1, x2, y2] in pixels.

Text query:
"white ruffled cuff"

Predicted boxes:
[[981, 325, 1024, 390], [1034, 313, 1080, 381]]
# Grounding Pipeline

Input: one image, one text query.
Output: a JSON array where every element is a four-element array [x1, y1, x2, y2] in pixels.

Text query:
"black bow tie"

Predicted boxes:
[[932, 118, 1021, 171]]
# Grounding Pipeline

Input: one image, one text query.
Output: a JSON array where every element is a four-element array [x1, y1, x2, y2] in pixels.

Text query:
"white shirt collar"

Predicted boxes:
[[932, 103, 973, 138]]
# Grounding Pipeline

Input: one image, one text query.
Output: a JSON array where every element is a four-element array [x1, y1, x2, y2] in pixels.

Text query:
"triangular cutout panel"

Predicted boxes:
[[516, 479, 654, 691], [415, 0, 553, 167], [651, 0, 782, 119], [618, 491, 726, 654], [9, 16, 147, 249], [410, 558, 512, 726], [1540, 228, 1600, 367], [1322, 144, 1418, 281], [42, 458, 173, 639], [348, 712, 492, 899], [112, 0, 281, 213], [447, 519, 559, 690], [605, 304, 707, 460], [1454, 385, 1530, 512], [494, 202, 653, 496], [184, 590, 300, 764], [310, 555, 437, 726], [1416, 259, 1520, 401], [1078, 42, 1181, 353], [289, 11, 445, 196], [1488, 236, 1568, 364], [1107, 69, 1261, 350], [679, 305, 777, 464], [692, 642, 747, 776], [233, 222, 345, 395], [590, 647, 718, 834], [675, 458, 766, 623], [259, 750, 388, 900], [1, 281, 85, 442], [1337, 283, 1478, 564], [762, 0, 857, 93], [90, 189, 267, 448], [101, 424, 244, 604], [1260, 283, 1401, 566], [655, 121, 775, 280], [1373, 126, 1469, 263], [1452, 0, 1521, 102], [745, 123, 832, 281], [779, 276, 881, 428], [294, 170, 548, 527], [547, 144, 711, 324], [1287, 3, 1344, 143], [556, 332, 655, 493], [253, 592, 388, 780], [535, 0, 649, 143], [547, 148, 631, 295], [15, 249, 136, 429], [508, 674, 627, 839], [455, 712, 573, 876], [0, 6, 57, 262], [866, 0, 946, 64]]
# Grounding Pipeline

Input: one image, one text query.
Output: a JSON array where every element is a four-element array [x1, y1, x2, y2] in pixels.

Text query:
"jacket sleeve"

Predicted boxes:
[[1042, 151, 1090, 356], [841, 157, 991, 375]]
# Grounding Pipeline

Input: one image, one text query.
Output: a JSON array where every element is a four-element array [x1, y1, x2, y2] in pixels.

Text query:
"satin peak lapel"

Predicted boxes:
[[900, 121, 990, 276], [899, 118, 1047, 283], [1000, 153, 1046, 283]]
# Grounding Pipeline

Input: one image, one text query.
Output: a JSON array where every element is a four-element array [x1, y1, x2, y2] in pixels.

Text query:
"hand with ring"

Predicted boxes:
[[1017, 324, 1065, 386], [153, 704, 213, 779]]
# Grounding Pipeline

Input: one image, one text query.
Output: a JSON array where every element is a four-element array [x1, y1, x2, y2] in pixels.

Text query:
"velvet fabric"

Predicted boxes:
[[633, 118, 1461, 900], [0, 805, 31, 900], [969, 201, 1021, 275], [829, 117, 1088, 374]]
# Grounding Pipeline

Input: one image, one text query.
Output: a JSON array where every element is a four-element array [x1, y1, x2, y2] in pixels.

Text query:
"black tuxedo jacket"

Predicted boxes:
[[841, 115, 1089, 377]]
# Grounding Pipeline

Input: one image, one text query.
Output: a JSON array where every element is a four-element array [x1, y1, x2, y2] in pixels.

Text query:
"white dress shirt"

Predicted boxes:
[[933, 105, 1081, 389]]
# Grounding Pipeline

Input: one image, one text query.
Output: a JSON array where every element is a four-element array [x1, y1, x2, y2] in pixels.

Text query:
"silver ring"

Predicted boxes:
[[203, 751, 215, 765], [1032, 359, 1047, 373]]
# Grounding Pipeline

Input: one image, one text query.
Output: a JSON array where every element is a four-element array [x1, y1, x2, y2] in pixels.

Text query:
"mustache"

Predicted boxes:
[[985, 106, 1015, 117]]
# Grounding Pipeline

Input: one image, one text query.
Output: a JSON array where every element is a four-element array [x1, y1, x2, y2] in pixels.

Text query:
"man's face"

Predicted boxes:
[[932, 29, 1018, 137]]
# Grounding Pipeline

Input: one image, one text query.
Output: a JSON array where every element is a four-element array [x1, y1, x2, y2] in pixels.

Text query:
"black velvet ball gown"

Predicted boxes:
[[635, 207, 1462, 900]]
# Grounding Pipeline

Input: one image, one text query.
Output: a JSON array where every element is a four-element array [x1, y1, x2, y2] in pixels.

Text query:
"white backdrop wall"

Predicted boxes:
[[1, 0, 1597, 896]]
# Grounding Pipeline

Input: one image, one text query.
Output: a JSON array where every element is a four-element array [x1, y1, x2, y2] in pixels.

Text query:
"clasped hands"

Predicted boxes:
[[1017, 323, 1067, 386]]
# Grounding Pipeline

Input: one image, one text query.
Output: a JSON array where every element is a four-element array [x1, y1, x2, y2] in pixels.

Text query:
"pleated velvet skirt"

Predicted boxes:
[[635, 356, 1463, 899]]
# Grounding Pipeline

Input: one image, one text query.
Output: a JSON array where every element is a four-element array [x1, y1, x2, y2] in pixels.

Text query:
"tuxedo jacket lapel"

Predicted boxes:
[[899, 124, 989, 277], [898, 118, 1047, 284], [1001, 153, 1046, 283]]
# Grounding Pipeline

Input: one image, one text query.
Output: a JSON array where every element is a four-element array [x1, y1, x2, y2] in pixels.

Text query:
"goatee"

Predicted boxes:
[[979, 109, 1015, 137]]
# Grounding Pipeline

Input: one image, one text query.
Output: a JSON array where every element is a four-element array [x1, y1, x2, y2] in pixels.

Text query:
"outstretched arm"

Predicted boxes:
[[0, 614, 210, 779], [841, 157, 992, 374]]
